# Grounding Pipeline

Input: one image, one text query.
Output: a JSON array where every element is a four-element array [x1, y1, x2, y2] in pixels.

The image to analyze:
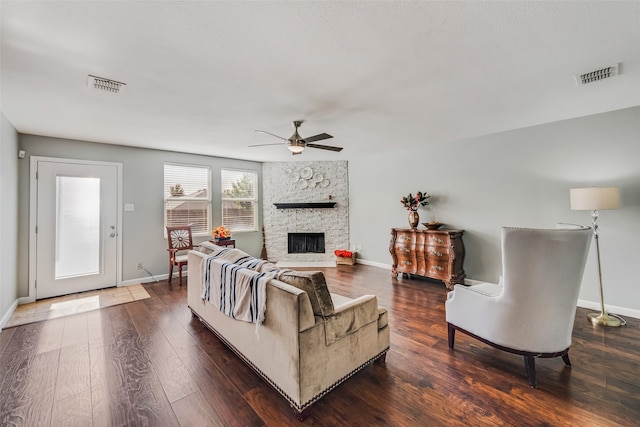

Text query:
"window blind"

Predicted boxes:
[[164, 163, 211, 235]]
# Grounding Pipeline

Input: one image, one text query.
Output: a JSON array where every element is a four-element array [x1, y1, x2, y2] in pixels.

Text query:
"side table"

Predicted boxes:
[[210, 239, 236, 248]]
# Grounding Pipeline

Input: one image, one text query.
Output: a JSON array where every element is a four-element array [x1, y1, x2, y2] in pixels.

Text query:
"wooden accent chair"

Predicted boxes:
[[166, 225, 194, 286], [445, 226, 592, 387]]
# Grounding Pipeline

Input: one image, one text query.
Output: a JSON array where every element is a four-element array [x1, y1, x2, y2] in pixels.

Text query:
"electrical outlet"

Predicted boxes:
[[137, 262, 143, 270]]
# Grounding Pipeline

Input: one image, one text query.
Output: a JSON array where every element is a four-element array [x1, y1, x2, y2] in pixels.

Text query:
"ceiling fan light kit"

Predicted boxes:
[[287, 142, 305, 154], [251, 120, 343, 155]]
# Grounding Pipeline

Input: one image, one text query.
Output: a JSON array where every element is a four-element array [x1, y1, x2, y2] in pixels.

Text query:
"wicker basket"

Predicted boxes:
[[336, 253, 356, 265]]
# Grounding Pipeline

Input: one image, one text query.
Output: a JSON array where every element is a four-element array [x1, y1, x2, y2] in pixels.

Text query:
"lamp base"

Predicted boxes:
[[587, 311, 622, 327]]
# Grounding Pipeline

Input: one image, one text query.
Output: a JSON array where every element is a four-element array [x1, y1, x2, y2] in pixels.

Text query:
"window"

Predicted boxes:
[[164, 163, 211, 235], [221, 169, 258, 232]]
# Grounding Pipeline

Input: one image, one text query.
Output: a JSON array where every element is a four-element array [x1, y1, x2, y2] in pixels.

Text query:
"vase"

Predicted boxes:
[[408, 210, 419, 228]]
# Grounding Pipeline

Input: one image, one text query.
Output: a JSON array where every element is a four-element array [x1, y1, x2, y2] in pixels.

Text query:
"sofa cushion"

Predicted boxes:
[[278, 271, 334, 317], [324, 295, 379, 345]]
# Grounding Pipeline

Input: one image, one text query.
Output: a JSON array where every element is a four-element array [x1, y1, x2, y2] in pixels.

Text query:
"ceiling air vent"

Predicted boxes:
[[575, 63, 619, 85], [87, 75, 126, 93]]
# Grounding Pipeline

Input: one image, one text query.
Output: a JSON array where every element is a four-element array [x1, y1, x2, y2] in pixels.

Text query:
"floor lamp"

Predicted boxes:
[[570, 187, 623, 327]]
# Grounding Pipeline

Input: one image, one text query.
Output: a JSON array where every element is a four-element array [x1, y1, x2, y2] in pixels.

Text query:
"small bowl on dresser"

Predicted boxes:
[[422, 222, 444, 230]]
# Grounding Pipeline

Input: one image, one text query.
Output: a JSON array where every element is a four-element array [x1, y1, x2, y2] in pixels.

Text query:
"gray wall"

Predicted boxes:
[[16, 134, 263, 299], [0, 113, 19, 324], [349, 106, 640, 316]]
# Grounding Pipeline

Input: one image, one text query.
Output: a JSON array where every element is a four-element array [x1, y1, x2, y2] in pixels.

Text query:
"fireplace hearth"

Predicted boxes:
[[288, 233, 325, 254]]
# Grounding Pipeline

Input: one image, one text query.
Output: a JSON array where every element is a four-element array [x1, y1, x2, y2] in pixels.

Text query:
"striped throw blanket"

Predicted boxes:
[[201, 248, 284, 326]]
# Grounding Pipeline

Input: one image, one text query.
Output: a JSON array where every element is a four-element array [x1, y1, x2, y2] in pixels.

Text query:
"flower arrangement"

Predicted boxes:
[[400, 191, 430, 211], [334, 249, 356, 265], [334, 249, 354, 258], [211, 225, 232, 239]]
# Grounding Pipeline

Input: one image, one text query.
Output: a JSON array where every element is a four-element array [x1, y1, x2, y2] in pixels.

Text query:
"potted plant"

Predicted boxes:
[[400, 191, 430, 228]]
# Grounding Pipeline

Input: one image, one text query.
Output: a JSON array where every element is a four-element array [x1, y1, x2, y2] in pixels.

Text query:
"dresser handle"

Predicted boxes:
[[429, 237, 444, 244], [429, 251, 443, 257], [403, 260, 412, 265], [430, 265, 444, 271], [402, 248, 410, 253]]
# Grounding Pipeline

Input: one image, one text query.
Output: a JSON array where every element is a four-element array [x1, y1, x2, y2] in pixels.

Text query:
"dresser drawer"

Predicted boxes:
[[426, 235, 448, 246], [396, 233, 414, 243], [425, 259, 451, 279], [425, 245, 450, 260], [396, 254, 417, 274], [395, 244, 413, 255]]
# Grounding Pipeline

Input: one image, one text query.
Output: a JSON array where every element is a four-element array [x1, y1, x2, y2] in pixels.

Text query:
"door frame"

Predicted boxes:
[[27, 156, 123, 303]]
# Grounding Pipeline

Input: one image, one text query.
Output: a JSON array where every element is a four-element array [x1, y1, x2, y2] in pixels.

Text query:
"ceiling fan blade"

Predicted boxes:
[[306, 143, 343, 152], [302, 133, 333, 143], [255, 130, 288, 140], [248, 142, 286, 147]]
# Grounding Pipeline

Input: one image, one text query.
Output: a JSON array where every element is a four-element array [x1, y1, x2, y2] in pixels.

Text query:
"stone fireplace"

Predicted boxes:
[[262, 161, 349, 266]]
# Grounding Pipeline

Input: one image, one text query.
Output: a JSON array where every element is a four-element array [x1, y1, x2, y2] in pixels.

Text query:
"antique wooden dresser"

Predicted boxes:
[[389, 228, 466, 289]]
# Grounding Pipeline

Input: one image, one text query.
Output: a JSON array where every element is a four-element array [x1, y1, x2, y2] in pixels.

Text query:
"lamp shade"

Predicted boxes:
[[287, 143, 305, 154], [570, 187, 620, 211]]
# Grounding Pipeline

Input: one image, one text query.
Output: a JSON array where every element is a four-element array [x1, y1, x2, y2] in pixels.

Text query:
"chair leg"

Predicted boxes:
[[447, 323, 456, 349], [168, 264, 174, 285], [562, 353, 571, 367], [178, 265, 183, 286], [524, 356, 537, 388]]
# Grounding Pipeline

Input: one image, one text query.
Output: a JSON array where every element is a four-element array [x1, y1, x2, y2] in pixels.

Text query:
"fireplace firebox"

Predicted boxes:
[[288, 233, 325, 254]]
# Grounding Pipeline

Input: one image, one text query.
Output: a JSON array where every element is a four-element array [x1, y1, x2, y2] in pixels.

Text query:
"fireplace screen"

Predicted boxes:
[[288, 233, 325, 254]]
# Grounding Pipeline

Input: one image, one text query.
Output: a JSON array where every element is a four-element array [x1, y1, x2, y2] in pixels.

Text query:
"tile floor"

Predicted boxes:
[[4, 284, 150, 328]]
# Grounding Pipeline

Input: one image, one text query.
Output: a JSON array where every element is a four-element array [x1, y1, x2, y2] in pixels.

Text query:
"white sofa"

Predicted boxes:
[[187, 246, 390, 419]]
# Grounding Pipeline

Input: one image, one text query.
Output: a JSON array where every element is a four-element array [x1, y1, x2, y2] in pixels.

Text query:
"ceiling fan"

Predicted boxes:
[[250, 120, 343, 155]]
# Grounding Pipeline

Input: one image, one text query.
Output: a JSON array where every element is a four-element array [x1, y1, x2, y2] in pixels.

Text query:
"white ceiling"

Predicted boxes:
[[2, 1, 639, 162]]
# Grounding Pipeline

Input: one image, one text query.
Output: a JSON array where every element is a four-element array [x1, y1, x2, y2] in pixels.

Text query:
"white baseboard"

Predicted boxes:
[[355, 259, 391, 269], [121, 272, 174, 286], [0, 299, 19, 330], [276, 261, 336, 268], [18, 295, 35, 305], [577, 299, 640, 321]]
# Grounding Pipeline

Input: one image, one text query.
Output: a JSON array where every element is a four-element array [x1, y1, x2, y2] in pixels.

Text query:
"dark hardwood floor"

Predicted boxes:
[[1, 264, 639, 426]]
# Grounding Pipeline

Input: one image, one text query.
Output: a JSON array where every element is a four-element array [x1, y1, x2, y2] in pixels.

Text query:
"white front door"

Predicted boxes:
[[33, 158, 121, 299]]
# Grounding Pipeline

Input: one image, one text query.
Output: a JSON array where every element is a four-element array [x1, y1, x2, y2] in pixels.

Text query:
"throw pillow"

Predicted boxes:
[[278, 271, 334, 317]]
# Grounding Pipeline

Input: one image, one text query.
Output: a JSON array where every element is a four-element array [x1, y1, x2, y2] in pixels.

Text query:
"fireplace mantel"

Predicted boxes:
[[274, 202, 336, 209]]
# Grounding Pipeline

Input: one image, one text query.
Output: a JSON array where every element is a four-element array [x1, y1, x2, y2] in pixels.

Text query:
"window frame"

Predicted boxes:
[[220, 168, 259, 233], [163, 162, 212, 237]]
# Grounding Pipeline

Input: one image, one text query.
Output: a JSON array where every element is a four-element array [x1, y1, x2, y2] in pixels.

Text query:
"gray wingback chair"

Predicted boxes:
[[445, 226, 592, 387]]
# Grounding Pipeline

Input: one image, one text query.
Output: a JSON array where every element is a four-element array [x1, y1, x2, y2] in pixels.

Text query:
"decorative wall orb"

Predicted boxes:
[[300, 167, 313, 179]]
